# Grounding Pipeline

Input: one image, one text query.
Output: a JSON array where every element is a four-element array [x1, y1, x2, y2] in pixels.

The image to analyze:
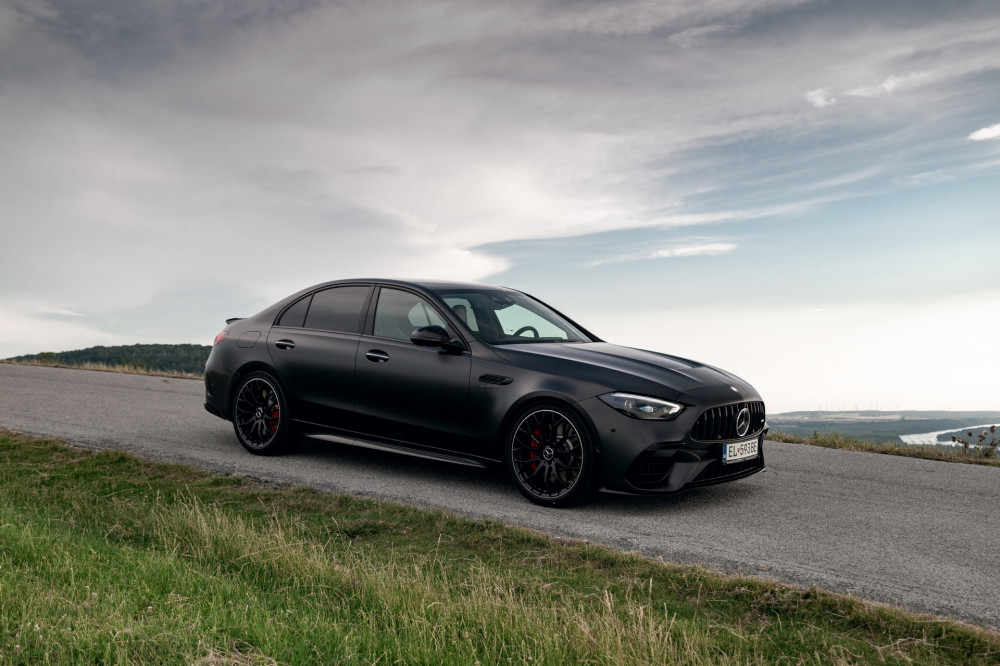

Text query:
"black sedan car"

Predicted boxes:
[[205, 279, 766, 506]]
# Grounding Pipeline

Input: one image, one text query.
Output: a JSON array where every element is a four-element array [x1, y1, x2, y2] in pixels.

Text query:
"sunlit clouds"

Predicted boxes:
[[969, 123, 1000, 141], [589, 242, 738, 266], [805, 88, 837, 108], [2, 0, 999, 410]]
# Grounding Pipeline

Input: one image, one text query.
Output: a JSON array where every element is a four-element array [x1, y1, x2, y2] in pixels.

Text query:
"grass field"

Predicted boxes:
[[1, 430, 998, 665]]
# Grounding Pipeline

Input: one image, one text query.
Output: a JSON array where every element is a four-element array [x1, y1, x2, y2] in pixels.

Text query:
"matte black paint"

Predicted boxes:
[[205, 279, 767, 499]]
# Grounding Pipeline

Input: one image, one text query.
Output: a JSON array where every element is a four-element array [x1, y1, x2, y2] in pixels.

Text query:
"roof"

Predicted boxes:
[[308, 278, 515, 292]]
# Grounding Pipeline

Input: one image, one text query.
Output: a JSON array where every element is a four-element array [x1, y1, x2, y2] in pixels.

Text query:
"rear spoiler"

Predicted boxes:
[[226, 317, 245, 325]]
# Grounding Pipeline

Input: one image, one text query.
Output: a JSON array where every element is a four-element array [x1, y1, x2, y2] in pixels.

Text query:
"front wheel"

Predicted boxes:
[[505, 404, 595, 507], [231, 371, 298, 455]]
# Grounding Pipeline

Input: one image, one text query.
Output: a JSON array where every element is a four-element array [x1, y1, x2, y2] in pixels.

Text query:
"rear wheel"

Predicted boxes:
[[232, 371, 298, 455], [505, 404, 594, 507]]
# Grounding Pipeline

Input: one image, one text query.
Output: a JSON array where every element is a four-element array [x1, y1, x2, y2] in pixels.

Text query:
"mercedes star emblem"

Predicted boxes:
[[736, 407, 751, 437]]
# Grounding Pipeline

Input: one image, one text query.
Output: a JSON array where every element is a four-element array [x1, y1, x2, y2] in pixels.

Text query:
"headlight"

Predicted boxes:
[[599, 392, 684, 420]]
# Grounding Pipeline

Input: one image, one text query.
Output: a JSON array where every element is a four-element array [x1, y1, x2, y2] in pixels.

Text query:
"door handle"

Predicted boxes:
[[365, 350, 390, 363], [274, 339, 296, 350]]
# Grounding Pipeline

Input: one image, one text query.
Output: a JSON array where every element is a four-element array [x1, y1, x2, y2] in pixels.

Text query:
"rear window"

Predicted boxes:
[[276, 295, 312, 328], [303, 286, 369, 333]]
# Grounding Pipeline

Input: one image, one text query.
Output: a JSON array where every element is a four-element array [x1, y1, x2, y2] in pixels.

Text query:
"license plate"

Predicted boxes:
[[722, 437, 759, 463]]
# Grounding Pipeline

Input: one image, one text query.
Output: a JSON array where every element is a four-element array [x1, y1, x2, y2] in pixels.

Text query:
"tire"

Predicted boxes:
[[231, 371, 298, 456], [505, 403, 595, 507]]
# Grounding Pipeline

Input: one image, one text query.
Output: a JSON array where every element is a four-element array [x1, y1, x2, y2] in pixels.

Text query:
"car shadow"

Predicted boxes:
[[287, 436, 764, 513]]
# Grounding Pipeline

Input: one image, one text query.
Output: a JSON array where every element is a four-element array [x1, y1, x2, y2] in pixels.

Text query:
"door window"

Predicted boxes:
[[374, 289, 448, 340], [442, 297, 479, 332]]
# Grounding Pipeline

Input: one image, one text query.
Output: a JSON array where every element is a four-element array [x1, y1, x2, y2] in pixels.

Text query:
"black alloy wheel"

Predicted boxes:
[[506, 404, 594, 507], [232, 371, 297, 455]]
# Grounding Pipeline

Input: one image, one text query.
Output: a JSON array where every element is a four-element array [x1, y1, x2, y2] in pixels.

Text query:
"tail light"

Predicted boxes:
[[214, 331, 229, 346]]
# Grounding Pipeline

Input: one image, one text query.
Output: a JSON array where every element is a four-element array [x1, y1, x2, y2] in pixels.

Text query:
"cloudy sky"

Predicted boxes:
[[2, 0, 998, 413]]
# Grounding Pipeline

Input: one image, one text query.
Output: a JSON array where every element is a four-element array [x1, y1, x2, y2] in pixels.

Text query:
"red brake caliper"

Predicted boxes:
[[269, 404, 279, 432], [529, 429, 540, 471]]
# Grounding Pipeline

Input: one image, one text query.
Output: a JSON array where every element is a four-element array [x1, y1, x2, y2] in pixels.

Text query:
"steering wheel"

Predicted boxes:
[[513, 325, 539, 338]]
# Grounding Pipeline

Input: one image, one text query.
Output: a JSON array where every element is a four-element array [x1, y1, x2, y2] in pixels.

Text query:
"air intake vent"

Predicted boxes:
[[627, 458, 673, 488], [691, 455, 764, 486], [479, 374, 513, 385], [691, 401, 765, 442]]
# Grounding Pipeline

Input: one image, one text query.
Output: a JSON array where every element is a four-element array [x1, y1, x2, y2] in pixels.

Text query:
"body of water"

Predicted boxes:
[[899, 424, 997, 446]]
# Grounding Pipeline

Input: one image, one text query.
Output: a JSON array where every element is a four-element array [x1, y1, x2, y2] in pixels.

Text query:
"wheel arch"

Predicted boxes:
[[498, 392, 601, 457], [228, 361, 291, 416], [501, 393, 602, 506]]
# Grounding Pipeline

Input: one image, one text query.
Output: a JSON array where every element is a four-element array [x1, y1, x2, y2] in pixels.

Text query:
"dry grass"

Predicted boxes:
[[768, 430, 1000, 467], [0, 358, 202, 380]]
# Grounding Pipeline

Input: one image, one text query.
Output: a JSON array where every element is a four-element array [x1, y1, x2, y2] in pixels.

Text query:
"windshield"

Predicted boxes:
[[432, 289, 592, 345]]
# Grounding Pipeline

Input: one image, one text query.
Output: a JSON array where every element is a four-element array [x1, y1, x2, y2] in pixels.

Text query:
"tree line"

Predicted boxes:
[[7, 344, 212, 375]]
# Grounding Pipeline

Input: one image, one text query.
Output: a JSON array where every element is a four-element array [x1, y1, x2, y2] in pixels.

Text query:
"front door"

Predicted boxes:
[[353, 287, 472, 450]]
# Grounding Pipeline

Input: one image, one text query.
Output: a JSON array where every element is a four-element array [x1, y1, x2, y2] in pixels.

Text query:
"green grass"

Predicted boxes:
[[1, 431, 998, 664], [768, 430, 1000, 468]]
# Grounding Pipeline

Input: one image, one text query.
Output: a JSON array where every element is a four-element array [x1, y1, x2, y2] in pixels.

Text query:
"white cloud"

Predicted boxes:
[[668, 24, 737, 48], [38, 307, 87, 317], [808, 72, 929, 108], [968, 123, 1000, 141], [805, 88, 836, 108], [845, 72, 928, 98], [527, 0, 810, 37], [650, 242, 737, 258], [894, 171, 955, 187], [590, 242, 737, 266]]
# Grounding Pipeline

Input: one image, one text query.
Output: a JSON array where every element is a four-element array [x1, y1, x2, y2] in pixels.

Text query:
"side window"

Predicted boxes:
[[276, 295, 312, 328], [303, 286, 369, 333], [442, 297, 478, 332], [374, 288, 448, 341]]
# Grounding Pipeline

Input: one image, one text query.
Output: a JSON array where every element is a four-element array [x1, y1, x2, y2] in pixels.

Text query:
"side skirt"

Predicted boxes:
[[302, 431, 490, 469]]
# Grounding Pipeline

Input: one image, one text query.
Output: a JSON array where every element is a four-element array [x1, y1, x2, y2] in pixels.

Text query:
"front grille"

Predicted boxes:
[[691, 454, 764, 486], [691, 401, 765, 441]]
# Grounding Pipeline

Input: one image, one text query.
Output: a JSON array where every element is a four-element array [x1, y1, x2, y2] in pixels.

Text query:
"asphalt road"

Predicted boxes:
[[2, 363, 998, 630]]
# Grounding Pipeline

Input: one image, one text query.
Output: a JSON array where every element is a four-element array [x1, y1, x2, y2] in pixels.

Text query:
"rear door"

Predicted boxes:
[[267, 285, 372, 432]]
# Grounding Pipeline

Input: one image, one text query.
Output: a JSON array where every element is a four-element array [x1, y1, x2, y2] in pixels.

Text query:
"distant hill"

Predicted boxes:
[[772, 410, 1000, 421], [770, 410, 1000, 442], [5, 344, 211, 375]]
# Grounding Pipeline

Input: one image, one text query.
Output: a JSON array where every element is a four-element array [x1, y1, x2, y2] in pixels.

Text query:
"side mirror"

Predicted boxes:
[[411, 326, 467, 353]]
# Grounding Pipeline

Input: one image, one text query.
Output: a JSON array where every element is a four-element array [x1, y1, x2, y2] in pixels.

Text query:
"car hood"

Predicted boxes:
[[491, 342, 759, 403]]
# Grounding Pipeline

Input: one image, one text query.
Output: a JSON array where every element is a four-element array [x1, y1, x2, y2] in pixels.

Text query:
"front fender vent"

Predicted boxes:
[[479, 374, 513, 385], [691, 401, 765, 442]]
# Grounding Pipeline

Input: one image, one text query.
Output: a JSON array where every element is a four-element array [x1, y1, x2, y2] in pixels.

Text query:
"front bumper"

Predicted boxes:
[[575, 395, 766, 494]]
